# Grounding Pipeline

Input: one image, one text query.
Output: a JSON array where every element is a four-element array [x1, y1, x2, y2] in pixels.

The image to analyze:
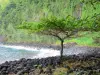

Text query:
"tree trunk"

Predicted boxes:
[[60, 39, 64, 60]]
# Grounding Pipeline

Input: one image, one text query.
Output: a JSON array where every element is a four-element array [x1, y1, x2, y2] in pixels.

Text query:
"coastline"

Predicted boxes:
[[0, 42, 100, 63], [0, 54, 100, 75], [1, 42, 100, 57], [0, 43, 100, 74], [0, 44, 60, 63]]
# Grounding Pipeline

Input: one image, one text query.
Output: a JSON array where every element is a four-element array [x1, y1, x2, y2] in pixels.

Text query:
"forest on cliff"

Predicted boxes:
[[0, 0, 100, 46]]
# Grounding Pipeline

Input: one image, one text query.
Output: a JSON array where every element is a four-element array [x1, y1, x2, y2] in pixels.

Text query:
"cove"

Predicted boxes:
[[0, 45, 60, 64]]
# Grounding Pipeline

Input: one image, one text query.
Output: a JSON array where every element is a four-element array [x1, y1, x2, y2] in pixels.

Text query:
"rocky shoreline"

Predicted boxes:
[[0, 43, 100, 75], [0, 56, 60, 75], [0, 53, 100, 75]]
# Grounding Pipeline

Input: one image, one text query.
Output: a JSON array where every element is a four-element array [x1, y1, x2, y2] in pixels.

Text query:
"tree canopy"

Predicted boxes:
[[19, 16, 81, 40]]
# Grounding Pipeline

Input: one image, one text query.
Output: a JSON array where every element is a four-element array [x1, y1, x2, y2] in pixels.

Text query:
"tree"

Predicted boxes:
[[18, 16, 82, 60], [18, 14, 100, 60]]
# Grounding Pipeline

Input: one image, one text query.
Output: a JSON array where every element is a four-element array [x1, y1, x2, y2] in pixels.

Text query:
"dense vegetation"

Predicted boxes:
[[0, 0, 100, 46]]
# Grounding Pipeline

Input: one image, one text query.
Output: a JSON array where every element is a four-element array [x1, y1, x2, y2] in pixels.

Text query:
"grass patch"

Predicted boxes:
[[56, 32, 100, 47]]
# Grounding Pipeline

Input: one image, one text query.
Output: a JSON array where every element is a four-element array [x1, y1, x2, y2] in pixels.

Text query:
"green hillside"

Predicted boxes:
[[0, 0, 100, 46]]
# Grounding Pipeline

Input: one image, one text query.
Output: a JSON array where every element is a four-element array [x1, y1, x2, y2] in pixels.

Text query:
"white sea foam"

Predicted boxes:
[[0, 44, 60, 59]]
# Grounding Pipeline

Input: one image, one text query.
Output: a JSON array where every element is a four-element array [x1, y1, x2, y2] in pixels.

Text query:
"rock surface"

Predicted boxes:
[[0, 53, 100, 75]]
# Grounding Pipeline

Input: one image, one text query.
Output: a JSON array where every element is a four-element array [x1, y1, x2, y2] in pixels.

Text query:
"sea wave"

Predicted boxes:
[[0, 44, 60, 59]]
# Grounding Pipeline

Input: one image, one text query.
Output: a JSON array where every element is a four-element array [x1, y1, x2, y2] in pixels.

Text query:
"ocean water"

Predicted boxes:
[[0, 46, 40, 63], [0, 45, 60, 63], [0, 44, 97, 64]]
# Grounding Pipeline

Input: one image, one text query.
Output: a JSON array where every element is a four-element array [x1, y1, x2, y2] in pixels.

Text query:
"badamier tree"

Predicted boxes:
[[18, 14, 100, 60], [18, 15, 83, 60]]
